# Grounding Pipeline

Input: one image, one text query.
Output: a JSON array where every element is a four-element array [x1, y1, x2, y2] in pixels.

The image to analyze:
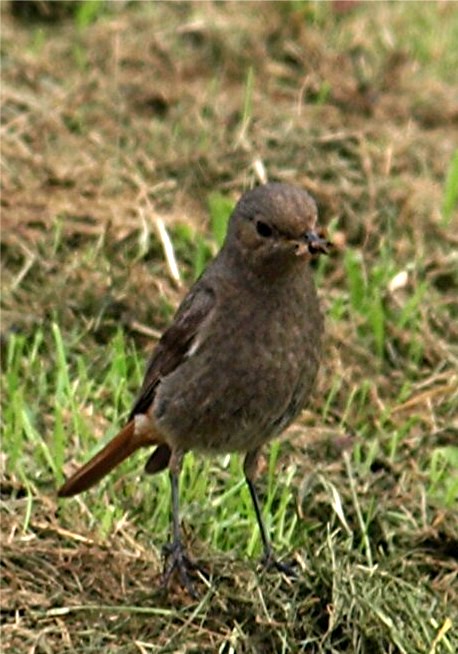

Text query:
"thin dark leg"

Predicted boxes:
[[162, 451, 202, 597], [244, 449, 297, 577], [170, 467, 181, 545], [246, 476, 274, 559]]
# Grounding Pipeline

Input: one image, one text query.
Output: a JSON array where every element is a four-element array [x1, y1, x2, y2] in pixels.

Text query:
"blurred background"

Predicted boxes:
[[1, 2, 457, 652]]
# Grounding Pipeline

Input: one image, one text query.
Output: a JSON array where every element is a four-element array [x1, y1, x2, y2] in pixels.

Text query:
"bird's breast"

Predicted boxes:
[[153, 275, 322, 453]]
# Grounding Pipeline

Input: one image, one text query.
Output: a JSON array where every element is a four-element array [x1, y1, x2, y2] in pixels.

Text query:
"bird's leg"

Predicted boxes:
[[244, 448, 297, 577], [162, 449, 201, 597]]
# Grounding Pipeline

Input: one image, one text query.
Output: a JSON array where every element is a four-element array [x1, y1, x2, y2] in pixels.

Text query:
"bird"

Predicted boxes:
[[58, 182, 331, 595]]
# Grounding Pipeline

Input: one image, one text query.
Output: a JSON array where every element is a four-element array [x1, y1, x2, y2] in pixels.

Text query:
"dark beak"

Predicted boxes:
[[305, 229, 332, 255]]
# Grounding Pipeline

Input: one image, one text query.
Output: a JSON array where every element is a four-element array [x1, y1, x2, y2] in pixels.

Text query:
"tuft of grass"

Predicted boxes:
[[75, 0, 107, 29], [428, 445, 458, 508], [343, 248, 392, 361], [207, 192, 233, 248], [442, 149, 458, 225], [239, 65, 254, 139]]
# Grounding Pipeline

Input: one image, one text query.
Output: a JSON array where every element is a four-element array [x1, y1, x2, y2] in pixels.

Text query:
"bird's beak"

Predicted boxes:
[[294, 229, 333, 256]]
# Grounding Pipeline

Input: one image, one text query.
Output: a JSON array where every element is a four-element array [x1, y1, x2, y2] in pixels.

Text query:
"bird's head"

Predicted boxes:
[[224, 183, 332, 274]]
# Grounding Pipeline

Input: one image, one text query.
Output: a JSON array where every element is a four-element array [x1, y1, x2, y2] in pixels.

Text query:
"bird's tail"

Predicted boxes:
[[57, 419, 159, 497]]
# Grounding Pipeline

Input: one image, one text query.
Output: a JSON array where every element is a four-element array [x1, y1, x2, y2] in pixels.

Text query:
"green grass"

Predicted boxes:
[[2, 323, 456, 652], [442, 149, 458, 225], [2, 1, 457, 652]]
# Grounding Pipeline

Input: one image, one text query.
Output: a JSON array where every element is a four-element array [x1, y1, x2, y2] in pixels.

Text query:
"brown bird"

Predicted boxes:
[[58, 182, 331, 595]]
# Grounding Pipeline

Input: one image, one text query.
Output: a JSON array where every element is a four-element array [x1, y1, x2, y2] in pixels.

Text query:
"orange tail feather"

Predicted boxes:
[[57, 419, 159, 497]]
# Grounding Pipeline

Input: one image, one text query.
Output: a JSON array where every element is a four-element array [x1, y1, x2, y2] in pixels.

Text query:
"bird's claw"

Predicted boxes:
[[261, 550, 298, 578], [162, 540, 203, 598]]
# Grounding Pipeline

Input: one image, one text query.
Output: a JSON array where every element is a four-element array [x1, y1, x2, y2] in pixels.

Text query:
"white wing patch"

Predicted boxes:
[[186, 335, 202, 359]]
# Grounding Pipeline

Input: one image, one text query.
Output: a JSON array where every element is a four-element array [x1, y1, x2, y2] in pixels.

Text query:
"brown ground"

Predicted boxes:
[[1, 2, 457, 653]]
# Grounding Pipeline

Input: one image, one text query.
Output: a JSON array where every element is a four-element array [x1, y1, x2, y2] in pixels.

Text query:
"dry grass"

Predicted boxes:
[[1, 2, 457, 652]]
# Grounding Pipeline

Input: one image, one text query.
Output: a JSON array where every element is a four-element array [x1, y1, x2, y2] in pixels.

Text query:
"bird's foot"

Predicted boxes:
[[162, 540, 204, 598], [261, 550, 298, 578]]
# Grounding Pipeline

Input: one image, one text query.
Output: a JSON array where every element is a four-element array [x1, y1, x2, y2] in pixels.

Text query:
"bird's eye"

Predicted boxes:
[[256, 220, 273, 238]]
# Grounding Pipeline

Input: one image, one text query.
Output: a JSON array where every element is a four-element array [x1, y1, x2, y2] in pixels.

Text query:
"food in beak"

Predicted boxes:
[[305, 229, 332, 255]]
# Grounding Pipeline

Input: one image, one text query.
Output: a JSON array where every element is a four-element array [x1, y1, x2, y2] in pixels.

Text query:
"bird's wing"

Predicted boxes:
[[57, 282, 216, 497], [128, 282, 216, 419]]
